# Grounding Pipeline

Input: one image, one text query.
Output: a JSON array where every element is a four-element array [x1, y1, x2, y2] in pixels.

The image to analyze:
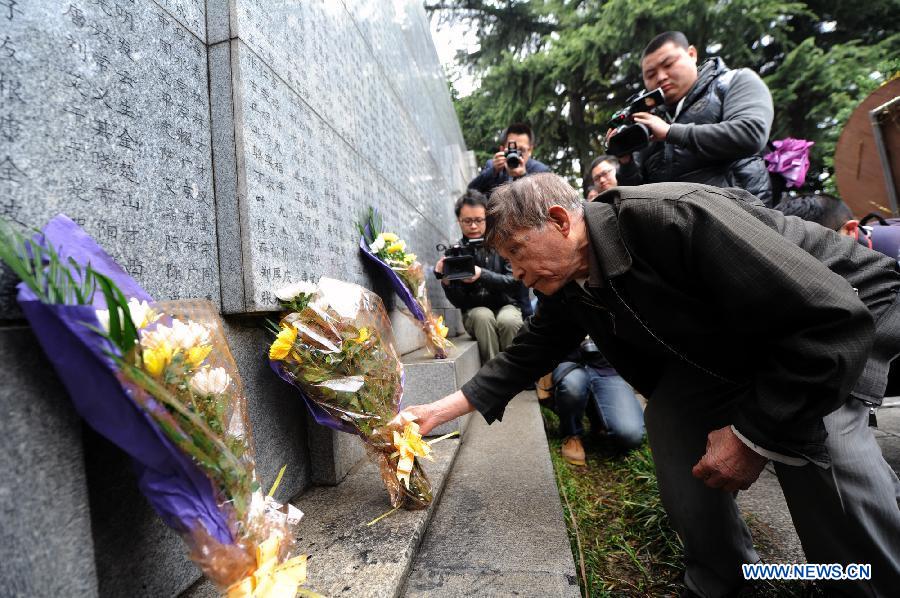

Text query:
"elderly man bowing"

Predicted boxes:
[[398, 173, 900, 597]]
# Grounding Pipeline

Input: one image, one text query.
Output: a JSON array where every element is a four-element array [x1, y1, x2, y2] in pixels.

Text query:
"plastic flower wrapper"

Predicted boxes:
[[357, 209, 451, 359], [765, 137, 814, 189], [268, 278, 434, 510], [0, 215, 315, 597]]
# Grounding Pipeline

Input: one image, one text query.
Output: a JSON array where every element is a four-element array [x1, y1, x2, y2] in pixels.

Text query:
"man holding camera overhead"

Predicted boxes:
[[434, 190, 531, 363], [468, 123, 550, 196], [611, 31, 775, 204]]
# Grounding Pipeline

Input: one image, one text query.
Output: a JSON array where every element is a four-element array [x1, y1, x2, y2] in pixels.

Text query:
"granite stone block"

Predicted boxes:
[[0, 0, 218, 317], [403, 393, 580, 597], [84, 429, 201, 597], [0, 327, 99, 597], [206, 1, 468, 314], [390, 305, 427, 357], [221, 317, 312, 502], [401, 339, 480, 436]]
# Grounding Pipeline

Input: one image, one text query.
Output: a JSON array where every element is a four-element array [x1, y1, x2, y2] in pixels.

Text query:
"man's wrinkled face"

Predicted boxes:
[[591, 160, 618, 193], [458, 204, 486, 239], [503, 132, 532, 178], [498, 221, 579, 295], [641, 42, 698, 104]]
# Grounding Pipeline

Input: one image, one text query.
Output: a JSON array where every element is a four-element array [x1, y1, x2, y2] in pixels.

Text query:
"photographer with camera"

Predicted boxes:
[[609, 31, 775, 204], [468, 123, 550, 196], [434, 190, 531, 363]]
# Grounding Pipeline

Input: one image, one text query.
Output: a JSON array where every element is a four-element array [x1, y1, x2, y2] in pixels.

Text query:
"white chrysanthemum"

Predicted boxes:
[[96, 298, 159, 333], [141, 318, 210, 351], [369, 235, 386, 252], [275, 281, 318, 302], [189, 367, 232, 395]]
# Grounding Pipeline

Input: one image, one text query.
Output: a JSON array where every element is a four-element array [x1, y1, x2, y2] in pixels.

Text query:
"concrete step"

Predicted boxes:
[[399, 338, 480, 437], [183, 337, 479, 597], [402, 392, 581, 597]]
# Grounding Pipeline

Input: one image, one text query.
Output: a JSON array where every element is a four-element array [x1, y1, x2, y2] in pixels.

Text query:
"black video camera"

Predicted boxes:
[[504, 141, 522, 169], [437, 238, 483, 281], [606, 88, 666, 156]]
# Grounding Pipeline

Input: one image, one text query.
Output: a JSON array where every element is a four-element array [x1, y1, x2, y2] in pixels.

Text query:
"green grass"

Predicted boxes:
[[542, 407, 824, 598]]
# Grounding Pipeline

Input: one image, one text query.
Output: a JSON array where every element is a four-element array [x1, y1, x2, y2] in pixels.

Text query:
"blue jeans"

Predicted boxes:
[[551, 362, 645, 450]]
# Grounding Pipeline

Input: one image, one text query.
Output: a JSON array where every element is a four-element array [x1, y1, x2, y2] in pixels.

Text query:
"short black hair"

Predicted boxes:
[[590, 155, 618, 172], [643, 31, 690, 58], [774, 193, 853, 231], [501, 123, 535, 147], [455, 188, 488, 217]]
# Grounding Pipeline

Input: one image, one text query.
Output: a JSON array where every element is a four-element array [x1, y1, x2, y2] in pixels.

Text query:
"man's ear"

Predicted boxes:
[[547, 205, 571, 235], [687, 45, 698, 62]]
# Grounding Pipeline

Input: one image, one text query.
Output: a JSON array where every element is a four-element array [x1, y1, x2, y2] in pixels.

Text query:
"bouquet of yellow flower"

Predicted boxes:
[[358, 210, 451, 359], [1, 215, 314, 597], [268, 278, 433, 510]]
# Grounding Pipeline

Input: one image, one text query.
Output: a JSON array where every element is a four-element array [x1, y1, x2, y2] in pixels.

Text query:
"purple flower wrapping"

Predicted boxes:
[[15, 214, 231, 544], [358, 225, 426, 321], [765, 137, 814, 189]]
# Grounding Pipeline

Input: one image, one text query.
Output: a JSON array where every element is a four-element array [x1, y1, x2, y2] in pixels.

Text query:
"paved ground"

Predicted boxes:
[[737, 398, 900, 563]]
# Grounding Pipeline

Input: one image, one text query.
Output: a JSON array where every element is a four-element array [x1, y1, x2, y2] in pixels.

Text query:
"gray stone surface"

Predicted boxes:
[[206, 1, 469, 313], [185, 434, 463, 598], [390, 305, 428, 357], [0, 0, 219, 317], [84, 429, 201, 597], [401, 339, 481, 436], [736, 466, 806, 564], [306, 421, 367, 487], [222, 317, 312, 502], [0, 327, 99, 597], [403, 392, 580, 597]]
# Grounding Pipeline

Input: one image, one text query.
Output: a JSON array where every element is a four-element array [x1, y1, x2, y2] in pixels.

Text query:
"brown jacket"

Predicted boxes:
[[462, 183, 900, 463]]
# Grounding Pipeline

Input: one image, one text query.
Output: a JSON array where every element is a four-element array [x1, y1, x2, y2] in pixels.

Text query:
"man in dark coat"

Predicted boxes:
[[468, 123, 550, 197], [401, 173, 900, 597], [614, 31, 774, 204]]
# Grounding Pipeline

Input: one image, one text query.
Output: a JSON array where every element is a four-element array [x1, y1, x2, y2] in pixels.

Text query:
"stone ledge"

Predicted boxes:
[[183, 434, 463, 597], [402, 392, 580, 597], [401, 338, 480, 437]]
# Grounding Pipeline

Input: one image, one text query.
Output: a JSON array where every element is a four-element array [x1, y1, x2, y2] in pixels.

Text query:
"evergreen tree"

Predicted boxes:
[[432, 0, 899, 194]]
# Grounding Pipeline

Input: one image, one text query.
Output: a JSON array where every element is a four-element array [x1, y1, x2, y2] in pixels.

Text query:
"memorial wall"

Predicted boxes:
[[0, 1, 474, 595]]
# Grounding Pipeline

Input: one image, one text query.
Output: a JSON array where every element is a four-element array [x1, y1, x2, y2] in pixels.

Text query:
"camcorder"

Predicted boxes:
[[606, 88, 666, 156], [504, 141, 522, 169], [437, 238, 483, 281]]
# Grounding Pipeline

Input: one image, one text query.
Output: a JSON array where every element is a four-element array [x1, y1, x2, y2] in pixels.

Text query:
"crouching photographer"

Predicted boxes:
[[435, 190, 531, 363], [538, 337, 645, 466]]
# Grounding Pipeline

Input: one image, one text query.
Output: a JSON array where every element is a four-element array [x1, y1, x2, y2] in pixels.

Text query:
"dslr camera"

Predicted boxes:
[[437, 238, 483, 281], [504, 141, 523, 169], [606, 88, 666, 156]]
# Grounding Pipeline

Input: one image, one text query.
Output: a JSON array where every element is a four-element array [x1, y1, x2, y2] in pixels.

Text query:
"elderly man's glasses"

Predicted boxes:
[[460, 217, 486, 226]]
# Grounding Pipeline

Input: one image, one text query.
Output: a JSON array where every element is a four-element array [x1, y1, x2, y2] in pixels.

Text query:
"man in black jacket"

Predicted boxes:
[[405, 174, 900, 596], [613, 31, 775, 204], [468, 123, 551, 197], [435, 190, 531, 363]]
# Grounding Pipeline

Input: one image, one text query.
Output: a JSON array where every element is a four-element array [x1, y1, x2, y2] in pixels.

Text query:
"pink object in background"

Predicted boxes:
[[765, 138, 815, 188]]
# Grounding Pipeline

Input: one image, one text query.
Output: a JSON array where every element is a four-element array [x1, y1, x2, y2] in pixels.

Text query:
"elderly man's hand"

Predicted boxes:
[[391, 390, 476, 436], [632, 112, 671, 142], [691, 426, 768, 492]]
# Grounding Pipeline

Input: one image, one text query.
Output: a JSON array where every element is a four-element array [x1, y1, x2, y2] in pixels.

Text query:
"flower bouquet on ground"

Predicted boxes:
[[268, 278, 436, 510], [358, 209, 451, 359], [0, 215, 314, 597]]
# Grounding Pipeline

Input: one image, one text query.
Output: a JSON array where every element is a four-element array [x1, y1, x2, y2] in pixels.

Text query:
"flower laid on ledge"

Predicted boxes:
[[268, 278, 433, 510], [358, 209, 452, 359], [0, 215, 313, 597]]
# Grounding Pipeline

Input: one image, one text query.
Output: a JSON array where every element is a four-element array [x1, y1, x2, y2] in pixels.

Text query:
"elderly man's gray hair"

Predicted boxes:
[[485, 173, 584, 248]]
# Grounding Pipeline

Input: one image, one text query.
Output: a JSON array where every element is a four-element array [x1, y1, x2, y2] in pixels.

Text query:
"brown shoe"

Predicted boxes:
[[561, 436, 586, 466]]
